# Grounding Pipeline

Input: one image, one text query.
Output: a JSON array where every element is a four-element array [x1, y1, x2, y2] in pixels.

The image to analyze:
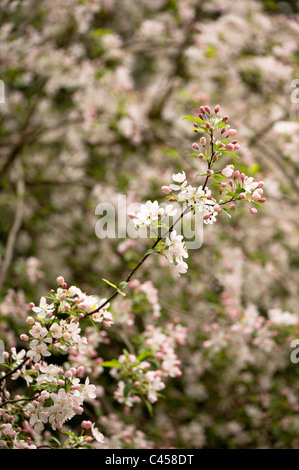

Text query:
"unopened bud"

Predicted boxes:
[[250, 207, 257, 214], [162, 186, 172, 195], [20, 334, 29, 341], [233, 170, 240, 179], [56, 276, 64, 286], [227, 129, 237, 137], [192, 142, 199, 150], [215, 104, 220, 113]]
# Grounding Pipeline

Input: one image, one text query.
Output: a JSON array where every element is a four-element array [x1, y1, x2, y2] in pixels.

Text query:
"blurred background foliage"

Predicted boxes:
[[1, 0, 299, 448]]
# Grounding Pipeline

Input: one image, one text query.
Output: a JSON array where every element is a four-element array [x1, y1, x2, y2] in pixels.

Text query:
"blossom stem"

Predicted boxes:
[[85, 205, 191, 317], [0, 357, 29, 385]]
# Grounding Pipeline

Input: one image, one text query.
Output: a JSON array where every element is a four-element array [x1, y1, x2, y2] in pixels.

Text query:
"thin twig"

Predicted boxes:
[[85, 206, 191, 318]]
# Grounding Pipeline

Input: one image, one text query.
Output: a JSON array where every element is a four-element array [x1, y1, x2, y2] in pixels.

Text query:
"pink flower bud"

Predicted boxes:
[[81, 420, 92, 430], [223, 115, 229, 121], [198, 153, 204, 159], [233, 170, 240, 179], [221, 126, 227, 134], [192, 142, 199, 150], [65, 370, 73, 379], [229, 203, 236, 211], [200, 106, 205, 113], [215, 104, 220, 113], [240, 173, 246, 182], [252, 191, 261, 201], [250, 207, 257, 214], [260, 197, 266, 203], [206, 122, 211, 129], [222, 166, 234, 178], [29, 302, 35, 309], [26, 316, 35, 325], [56, 276, 64, 286], [204, 106, 210, 113], [234, 143, 240, 150], [200, 137, 206, 146], [258, 181, 264, 188], [20, 334, 29, 341], [240, 193, 246, 199], [227, 129, 237, 137], [226, 143, 234, 151]]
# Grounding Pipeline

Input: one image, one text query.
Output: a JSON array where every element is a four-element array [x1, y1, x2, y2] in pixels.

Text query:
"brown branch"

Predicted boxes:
[[0, 168, 25, 295]]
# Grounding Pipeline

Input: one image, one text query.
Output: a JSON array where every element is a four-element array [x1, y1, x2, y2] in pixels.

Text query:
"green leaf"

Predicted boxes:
[[124, 380, 134, 397], [235, 188, 246, 194], [100, 360, 121, 368], [251, 200, 266, 209], [0, 362, 10, 369], [191, 127, 207, 133], [101, 278, 117, 289], [183, 115, 205, 125], [61, 430, 76, 439], [119, 281, 128, 290], [220, 150, 240, 159], [144, 398, 154, 417], [144, 248, 161, 256], [212, 174, 226, 182], [137, 351, 154, 362], [223, 206, 232, 218], [217, 122, 227, 128]]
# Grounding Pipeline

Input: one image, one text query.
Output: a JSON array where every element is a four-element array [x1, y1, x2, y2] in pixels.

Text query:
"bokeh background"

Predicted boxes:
[[1, 0, 299, 448]]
